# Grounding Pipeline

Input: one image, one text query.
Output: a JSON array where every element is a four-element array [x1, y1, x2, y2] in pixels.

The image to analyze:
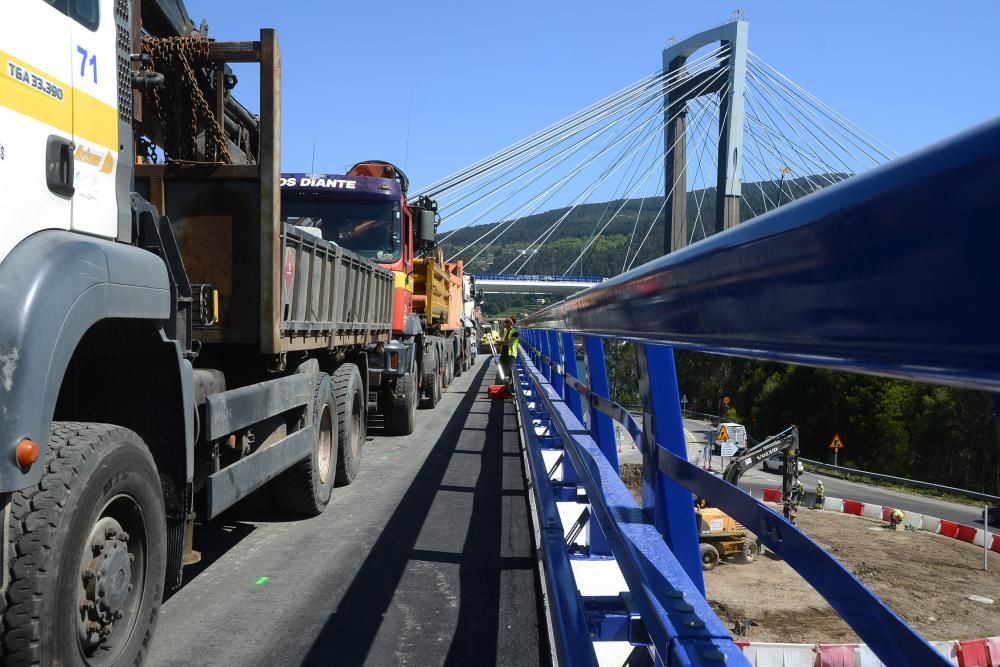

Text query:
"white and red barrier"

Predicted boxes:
[[735, 636, 1000, 666], [760, 488, 999, 553]]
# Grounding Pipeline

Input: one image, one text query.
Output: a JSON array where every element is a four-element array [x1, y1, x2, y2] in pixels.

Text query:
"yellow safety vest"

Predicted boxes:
[[504, 327, 519, 357]]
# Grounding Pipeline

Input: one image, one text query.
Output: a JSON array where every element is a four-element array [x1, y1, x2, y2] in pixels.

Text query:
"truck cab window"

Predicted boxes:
[[42, 0, 98, 29], [70, 0, 99, 29], [283, 199, 403, 263]]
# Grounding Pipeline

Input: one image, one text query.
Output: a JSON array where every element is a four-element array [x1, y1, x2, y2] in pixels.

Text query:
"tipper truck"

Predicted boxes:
[[282, 162, 478, 410], [0, 1, 446, 662]]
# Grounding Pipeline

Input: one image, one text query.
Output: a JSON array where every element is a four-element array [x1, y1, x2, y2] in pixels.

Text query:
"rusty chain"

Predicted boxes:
[[142, 36, 232, 163]]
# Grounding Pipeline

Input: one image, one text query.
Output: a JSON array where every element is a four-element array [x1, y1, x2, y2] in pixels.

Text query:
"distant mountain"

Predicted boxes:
[[440, 175, 843, 278]]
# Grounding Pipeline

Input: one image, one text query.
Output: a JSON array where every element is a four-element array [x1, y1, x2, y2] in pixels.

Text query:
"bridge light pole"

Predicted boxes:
[[663, 18, 749, 254]]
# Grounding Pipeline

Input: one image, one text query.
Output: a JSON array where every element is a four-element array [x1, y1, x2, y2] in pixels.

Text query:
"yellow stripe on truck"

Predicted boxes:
[[1, 49, 118, 150], [393, 271, 414, 292]]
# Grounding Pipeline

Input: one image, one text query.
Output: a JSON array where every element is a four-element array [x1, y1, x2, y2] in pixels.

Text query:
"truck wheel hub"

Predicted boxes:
[[78, 517, 133, 648]]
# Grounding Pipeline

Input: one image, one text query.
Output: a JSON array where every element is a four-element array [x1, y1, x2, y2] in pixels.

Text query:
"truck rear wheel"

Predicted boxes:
[[1, 423, 167, 667], [421, 349, 441, 409], [273, 373, 338, 516], [334, 363, 366, 485], [443, 348, 453, 388], [381, 358, 417, 436]]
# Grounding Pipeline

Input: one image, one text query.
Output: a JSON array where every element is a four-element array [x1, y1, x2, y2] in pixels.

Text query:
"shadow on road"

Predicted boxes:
[[300, 361, 545, 666]]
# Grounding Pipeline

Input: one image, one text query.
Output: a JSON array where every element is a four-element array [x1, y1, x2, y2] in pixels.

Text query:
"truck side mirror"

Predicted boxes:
[[417, 209, 436, 247]]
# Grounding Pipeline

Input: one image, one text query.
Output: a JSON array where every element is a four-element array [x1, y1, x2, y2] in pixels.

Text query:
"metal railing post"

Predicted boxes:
[[540, 330, 553, 382], [636, 343, 705, 592], [583, 336, 619, 468], [548, 330, 565, 399], [561, 332, 584, 422]]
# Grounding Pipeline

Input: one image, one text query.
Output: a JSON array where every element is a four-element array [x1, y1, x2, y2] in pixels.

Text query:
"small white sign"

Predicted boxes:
[[720, 443, 738, 457], [710, 519, 724, 532]]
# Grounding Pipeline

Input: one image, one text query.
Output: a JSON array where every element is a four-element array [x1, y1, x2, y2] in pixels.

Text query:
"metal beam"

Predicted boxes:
[[521, 118, 1000, 393]]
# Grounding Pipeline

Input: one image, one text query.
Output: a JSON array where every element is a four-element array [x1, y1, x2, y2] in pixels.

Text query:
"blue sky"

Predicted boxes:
[[189, 1, 999, 195]]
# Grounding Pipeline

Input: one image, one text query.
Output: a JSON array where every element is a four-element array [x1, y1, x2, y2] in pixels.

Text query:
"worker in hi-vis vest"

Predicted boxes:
[[498, 318, 519, 387]]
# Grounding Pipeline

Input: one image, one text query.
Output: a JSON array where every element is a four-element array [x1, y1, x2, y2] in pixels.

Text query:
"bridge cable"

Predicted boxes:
[[748, 51, 896, 161], [514, 65, 731, 274], [462, 61, 731, 272], [455, 94, 675, 268], [562, 85, 722, 275], [419, 45, 730, 200]]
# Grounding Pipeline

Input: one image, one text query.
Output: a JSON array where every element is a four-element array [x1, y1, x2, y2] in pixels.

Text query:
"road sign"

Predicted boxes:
[[829, 433, 845, 450], [681, 394, 688, 406], [723, 396, 731, 405], [720, 443, 738, 457], [716, 425, 730, 444]]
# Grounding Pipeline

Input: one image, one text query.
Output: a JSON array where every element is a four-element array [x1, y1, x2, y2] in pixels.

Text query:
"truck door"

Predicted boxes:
[[68, 0, 122, 239], [0, 0, 74, 261]]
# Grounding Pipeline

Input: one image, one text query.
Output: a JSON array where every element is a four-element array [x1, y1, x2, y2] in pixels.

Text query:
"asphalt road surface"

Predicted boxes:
[[148, 356, 546, 666]]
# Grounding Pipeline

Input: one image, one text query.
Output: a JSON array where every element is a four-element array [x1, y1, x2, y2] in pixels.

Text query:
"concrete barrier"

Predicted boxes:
[[921, 514, 940, 534], [939, 519, 960, 539], [740, 642, 815, 666], [842, 499, 864, 516], [930, 640, 958, 664], [956, 638, 990, 666], [734, 636, 1000, 666], [823, 496, 844, 512], [814, 643, 857, 666], [762, 488, 783, 503], [862, 503, 883, 520], [901, 512, 923, 531]]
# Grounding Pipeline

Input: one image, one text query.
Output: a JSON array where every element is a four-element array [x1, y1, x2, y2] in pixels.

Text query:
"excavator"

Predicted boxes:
[[697, 426, 801, 570]]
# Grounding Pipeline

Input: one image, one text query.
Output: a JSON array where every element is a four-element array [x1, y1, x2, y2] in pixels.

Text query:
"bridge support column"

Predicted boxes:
[[662, 17, 749, 253]]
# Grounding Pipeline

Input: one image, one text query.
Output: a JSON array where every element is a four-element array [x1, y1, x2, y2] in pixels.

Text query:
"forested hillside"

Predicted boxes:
[[441, 176, 830, 278]]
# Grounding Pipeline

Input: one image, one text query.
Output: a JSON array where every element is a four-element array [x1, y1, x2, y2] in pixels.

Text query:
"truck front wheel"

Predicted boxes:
[[1, 423, 167, 666], [333, 363, 366, 485]]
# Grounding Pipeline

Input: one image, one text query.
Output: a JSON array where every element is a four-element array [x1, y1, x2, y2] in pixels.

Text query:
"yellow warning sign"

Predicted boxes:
[[829, 433, 845, 449], [717, 425, 730, 442]]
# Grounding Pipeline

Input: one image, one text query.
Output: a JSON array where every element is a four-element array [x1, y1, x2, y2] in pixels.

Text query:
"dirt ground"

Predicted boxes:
[[619, 464, 1000, 643]]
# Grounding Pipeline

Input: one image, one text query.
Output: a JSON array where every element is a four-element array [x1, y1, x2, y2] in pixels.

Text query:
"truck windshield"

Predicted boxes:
[[282, 199, 402, 262]]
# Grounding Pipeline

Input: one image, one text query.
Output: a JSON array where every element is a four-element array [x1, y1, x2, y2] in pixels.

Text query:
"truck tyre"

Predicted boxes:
[[381, 358, 417, 436], [454, 345, 463, 379], [700, 543, 720, 571], [273, 373, 338, 515], [740, 539, 759, 563], [421, 349, 441, 409], [442, 348, 452, 388], [432, 359, 443, 405], [1, 423, 167, 667], [333, 363, 366, 486]]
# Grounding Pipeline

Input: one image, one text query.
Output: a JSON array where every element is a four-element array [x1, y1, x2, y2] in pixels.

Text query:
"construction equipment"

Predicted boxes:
[[698, 426, 801, 569]]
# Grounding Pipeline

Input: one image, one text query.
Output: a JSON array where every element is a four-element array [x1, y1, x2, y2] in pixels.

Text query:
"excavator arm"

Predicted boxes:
[[721, 425, 799, 486]]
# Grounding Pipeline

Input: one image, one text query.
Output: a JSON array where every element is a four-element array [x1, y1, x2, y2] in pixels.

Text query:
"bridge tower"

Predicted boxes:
[[663, 16, 748, 253]]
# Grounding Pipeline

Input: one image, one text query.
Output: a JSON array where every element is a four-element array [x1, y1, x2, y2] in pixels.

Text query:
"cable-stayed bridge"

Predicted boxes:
[[423, 15, 894, 292], [398, 14, 995, 667], [473, 273, 603, 295], [151, 14, 999, 667]]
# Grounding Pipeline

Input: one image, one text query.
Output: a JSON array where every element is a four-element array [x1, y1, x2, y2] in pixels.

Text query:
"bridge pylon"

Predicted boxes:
[[663, 17, 749, 253]]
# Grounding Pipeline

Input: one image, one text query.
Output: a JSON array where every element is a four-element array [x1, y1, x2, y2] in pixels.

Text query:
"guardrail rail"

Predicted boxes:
[[507, 116, 1000, 666]]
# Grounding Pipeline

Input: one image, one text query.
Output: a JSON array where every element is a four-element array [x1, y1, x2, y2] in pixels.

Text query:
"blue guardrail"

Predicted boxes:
[[508, 116, 1000, 665]]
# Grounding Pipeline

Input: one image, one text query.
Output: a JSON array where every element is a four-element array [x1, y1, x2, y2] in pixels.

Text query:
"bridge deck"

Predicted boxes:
[[149, 357, 547, 666]]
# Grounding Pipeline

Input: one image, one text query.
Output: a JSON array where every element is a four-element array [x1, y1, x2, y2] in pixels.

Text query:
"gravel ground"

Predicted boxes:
[[619, 464, 1000, 643]]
